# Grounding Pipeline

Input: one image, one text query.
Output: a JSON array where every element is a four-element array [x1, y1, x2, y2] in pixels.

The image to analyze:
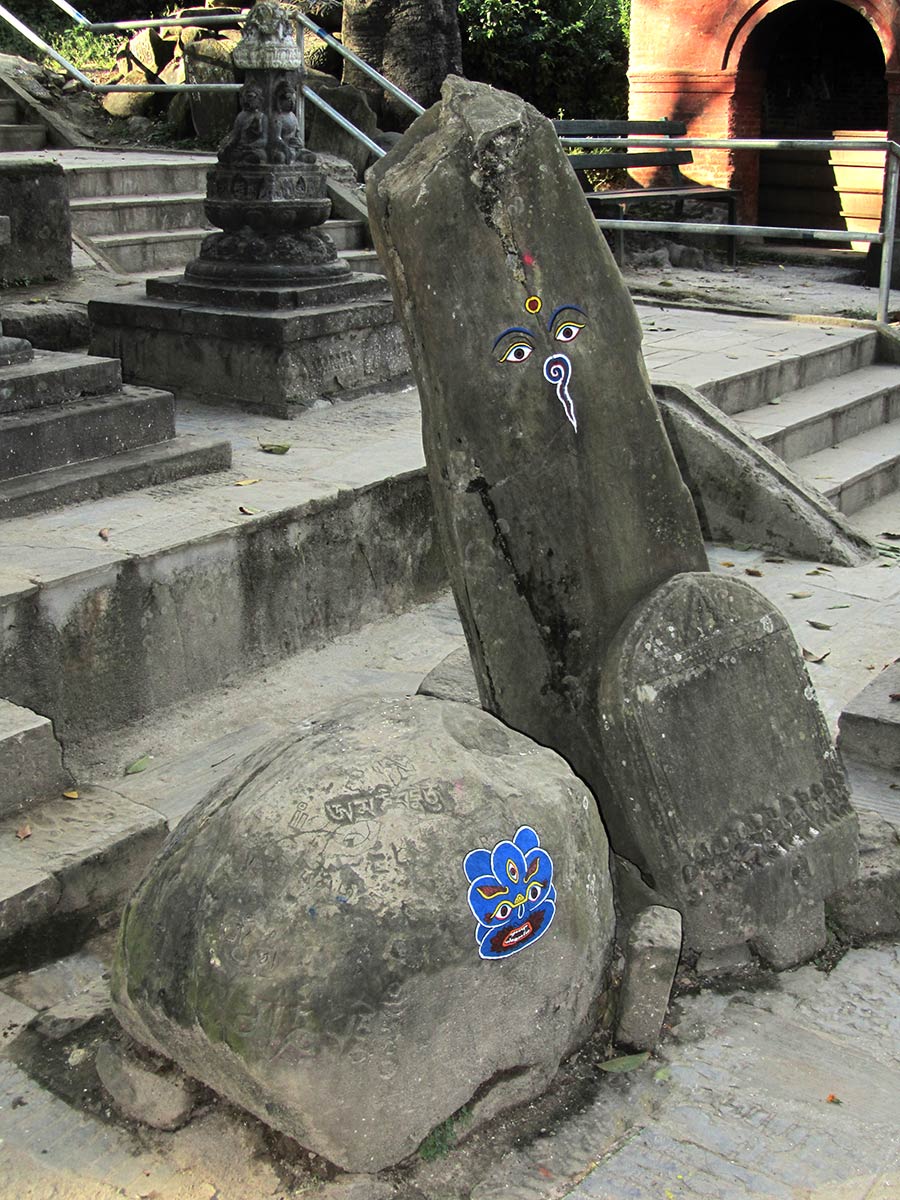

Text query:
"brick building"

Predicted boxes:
[[628, 0, 897, 231]]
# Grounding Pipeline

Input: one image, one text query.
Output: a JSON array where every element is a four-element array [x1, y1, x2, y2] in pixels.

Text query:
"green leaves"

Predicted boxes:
[[598, 1051, 650, 1073]]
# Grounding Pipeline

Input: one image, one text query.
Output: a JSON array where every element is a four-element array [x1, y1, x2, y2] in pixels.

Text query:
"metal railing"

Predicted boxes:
[[0, 0, 422, 156], [560, 134, 900, 323]]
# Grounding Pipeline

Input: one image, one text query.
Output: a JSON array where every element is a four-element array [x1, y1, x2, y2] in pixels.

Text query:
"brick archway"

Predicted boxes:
[[628, 0, 900, 221]]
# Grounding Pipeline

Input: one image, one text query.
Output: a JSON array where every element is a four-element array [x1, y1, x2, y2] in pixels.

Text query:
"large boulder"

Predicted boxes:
[[112, 695, 615, 1173]]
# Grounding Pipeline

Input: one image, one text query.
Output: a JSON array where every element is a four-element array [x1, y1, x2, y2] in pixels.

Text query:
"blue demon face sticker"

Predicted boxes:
[[464, 826, 557, 959]]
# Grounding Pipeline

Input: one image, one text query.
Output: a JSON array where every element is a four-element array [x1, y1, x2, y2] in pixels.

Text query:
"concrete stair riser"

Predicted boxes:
[[760, 383, 900, 462], [0, 471, 444, 741], [703, 333, 879, 416], [795, 422, 900, 514], [0, 353, 122, 415], [93, 230, 210, 274], [0, 434, 231, 520], [0, 99, 18, 123], [0, 125, 46, 151], [0, 390, 176, 482], [0, 700, 72, 822], [65, 162, 213, 200], [70, 194, 208, 237]]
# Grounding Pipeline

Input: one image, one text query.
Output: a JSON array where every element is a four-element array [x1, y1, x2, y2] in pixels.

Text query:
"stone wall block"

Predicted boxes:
[[615, 904, 682, 1051]]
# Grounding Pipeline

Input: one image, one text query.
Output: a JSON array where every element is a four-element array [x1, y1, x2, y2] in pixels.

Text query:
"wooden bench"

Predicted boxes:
[[554, 118, 739, 267]]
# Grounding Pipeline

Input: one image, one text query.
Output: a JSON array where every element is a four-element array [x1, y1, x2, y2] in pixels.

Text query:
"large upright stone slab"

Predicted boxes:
[[367, 77, 707, 795], [598, 574, 858, 966], [368, 79, 858, 968], [112, 695, 615, 1173]]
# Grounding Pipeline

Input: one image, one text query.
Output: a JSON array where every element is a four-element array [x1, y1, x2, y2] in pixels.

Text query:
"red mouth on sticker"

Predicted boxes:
[[501, 921, 534, 948]]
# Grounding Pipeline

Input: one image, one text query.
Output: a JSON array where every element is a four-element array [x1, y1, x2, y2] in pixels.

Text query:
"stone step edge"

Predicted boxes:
[[702, 331, 880, 415], [0, 784, 167, 972], [0, 698, 73, 822], [734, 364, 900, 430], [0, 351, 123, 415], [0, 433, 232, 520], [0, 388, 177, 484], [93, 228, 213, 248], [794, 421, 900, 500], [838, 661, 900, 772]]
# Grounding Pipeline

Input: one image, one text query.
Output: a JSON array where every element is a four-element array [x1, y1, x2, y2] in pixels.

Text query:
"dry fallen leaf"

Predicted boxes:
[[765, 556, 785, 563], [745, 568, 763, 577], [62, 789, 79, 799], [807, 620, 833, 631], [238, 505, 259, 516], [98, 528, 109, 541], [880, 531, 900, 540], [259, 442, 291, 455], [15, 824, 31, 840], [720, 561, 735, 567], [803, 647, 831, 663], [790, 592, 813, 599], [826, 1094, 843, 1105], [889, 693, 900, 702], [234, 478, 261, 487]]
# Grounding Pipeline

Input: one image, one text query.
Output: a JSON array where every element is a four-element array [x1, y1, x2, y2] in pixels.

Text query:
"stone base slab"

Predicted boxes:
[[88, 281, 410, 417]]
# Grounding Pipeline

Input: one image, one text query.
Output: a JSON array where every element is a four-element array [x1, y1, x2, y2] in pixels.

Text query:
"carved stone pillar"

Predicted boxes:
[[186, 1, 352, 287]]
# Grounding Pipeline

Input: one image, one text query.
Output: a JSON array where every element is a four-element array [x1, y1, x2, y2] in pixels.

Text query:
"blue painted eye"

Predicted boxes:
[[555, 322, 584, 343], [526, 882, 542, 902], [494, 902, 512, 922], [499, 342, 533, 363]]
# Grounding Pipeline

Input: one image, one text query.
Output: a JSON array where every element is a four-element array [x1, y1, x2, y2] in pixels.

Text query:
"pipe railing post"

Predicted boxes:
[[878, 146, 900, 324]]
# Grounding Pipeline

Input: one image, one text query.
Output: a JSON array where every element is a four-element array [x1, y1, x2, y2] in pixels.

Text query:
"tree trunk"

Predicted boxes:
[[340, 0, 462, 130]]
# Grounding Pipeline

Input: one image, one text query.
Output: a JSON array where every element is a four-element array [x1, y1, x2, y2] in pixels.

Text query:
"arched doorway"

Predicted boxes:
[[740, 0, 888, 236]]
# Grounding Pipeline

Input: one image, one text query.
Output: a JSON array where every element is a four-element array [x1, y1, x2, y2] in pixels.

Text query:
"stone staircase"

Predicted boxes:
[[0, 341, 231, 519], [65, 153, 379, 275], [838, 659, 900, 824], [704, 327, 900, 516], [0, 95, 46, 152]]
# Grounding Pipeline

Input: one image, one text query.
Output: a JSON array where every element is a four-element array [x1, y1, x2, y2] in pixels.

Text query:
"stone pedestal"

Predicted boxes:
[[88, 2, 408, 417]]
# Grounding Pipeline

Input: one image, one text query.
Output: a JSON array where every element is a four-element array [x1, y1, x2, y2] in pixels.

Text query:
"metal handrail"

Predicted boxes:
[[561, 134, 900, 323], [41, 0, 424, 114], [0, 1, 418, 155]]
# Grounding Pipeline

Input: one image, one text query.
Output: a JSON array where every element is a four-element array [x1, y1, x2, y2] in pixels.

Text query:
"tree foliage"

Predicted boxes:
[[458, 0, 629, 120], [0, 2, 167, 63]]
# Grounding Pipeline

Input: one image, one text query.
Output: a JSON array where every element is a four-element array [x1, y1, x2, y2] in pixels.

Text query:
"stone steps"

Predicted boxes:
[[0, 432, 232, 519], [726, 336, 900, 517], [61, 152, 377, 274], [0, 99, 18, 124], [791, 421, 900, 515], [0, 124, 46, 152], [0, 387, 176, 482], [701, 328, 879, 416]]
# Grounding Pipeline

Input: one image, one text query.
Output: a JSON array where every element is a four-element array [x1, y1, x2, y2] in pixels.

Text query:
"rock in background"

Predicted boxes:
[[112, 695, 615, 1173]]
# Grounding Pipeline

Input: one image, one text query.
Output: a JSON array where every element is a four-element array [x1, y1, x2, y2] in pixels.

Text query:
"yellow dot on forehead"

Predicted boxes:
[[525, 295, 542, 314]]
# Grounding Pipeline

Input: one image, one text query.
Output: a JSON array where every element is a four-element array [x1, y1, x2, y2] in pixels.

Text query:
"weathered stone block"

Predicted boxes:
[[615, 905, 682, 1052], [826, 808, 900, 940], [598, 572, 859, 965], [0, 699, 72, 820], [112, 695, 615, 1172], [0, 162, 71, 284], [88, 282, 409, 415]]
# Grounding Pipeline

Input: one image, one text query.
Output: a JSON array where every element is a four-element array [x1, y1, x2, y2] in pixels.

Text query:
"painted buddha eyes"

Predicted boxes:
[[493, 304, 587, 365]]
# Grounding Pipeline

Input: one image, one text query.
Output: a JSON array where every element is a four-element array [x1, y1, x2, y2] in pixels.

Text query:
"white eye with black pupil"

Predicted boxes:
[[526, 883, 542, 902], [495, 903, 512, 921], [500, 342, 533, 363], [555, 323, 583, 343]]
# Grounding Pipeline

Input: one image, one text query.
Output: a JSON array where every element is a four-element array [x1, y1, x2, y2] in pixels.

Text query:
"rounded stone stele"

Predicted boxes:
[[112, 695, 615, 1173]]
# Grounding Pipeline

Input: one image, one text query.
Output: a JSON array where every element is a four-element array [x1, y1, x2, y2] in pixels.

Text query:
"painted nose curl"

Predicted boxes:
[[543, 353, 577, 432]]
